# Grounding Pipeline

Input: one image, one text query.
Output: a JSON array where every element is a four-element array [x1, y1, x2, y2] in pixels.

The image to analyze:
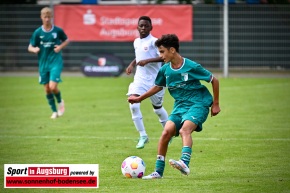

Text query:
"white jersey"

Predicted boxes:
[[127, 34, 165, 105], [133, 34, 162, 84]]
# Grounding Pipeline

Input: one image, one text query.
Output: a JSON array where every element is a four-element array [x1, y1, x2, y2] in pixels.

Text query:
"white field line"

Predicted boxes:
[[0, 135, 289, 141]]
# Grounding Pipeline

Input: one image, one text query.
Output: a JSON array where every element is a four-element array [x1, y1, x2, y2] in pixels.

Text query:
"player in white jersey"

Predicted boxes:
[[126, 16, 168, 149]]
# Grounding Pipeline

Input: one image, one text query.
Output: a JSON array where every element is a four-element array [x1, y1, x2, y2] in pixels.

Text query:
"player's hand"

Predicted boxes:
[[54, 45, 61, 53], [126, 65, 133, 75], [211, 103, 220, 117], [137, 60, 147, 67], [127, 96, 140, 104], [34, 47, 40, 54]]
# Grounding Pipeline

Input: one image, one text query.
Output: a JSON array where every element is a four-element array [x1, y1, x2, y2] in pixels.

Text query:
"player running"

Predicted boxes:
[[126, 16, 168, 149], [28, 7, 69, 119]]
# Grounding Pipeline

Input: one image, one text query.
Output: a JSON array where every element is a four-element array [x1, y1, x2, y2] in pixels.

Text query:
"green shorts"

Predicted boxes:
[[169, 105, 210, 136], [39, 66, 62, 85]]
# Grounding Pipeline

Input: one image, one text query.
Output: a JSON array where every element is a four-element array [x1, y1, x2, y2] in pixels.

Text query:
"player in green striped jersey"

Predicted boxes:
[[28, 7, 69, 119], [128, 34, 221, 179]]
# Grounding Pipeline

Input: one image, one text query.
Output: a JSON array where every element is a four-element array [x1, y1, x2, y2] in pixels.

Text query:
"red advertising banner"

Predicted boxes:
[[54, 5, 193, 42]]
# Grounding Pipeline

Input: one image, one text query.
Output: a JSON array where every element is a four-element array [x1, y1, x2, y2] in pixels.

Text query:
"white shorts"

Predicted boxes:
[[127, 82, 165, 107]]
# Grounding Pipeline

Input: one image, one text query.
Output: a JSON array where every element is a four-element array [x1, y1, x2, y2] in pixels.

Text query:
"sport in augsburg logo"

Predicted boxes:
[[4, 164, 99, 188]]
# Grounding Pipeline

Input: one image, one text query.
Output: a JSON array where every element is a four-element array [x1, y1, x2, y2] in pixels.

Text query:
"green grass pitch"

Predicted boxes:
[[0, 75, 289, 193]]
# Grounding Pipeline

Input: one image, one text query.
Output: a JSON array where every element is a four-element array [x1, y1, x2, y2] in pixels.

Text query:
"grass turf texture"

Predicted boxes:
[[0, 76, 289, 193]]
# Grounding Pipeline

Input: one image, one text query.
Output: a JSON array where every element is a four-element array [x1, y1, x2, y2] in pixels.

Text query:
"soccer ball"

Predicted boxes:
[[121, 156, 146, 178]]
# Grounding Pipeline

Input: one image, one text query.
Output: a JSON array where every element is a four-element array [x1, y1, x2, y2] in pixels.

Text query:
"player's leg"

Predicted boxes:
[[44, 83, 58, 119], [129, 102, 148, 149], [40, 72, 58, 119], [142, 121, 176, 179], [150, 90, 173, 145], [48, 81, 65, 116], [127, 82, 148, 149], [169, 120, 196, 175], [152, 105, 168, 127], [50, 67, 65, 116], [169, 106, 210, 175], [143, 116, 179, 180], [150, 88, 168, 128]]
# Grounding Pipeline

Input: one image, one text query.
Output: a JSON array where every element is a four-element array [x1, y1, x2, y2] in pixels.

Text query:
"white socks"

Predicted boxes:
[[153, 106, 168, 128], [130, 103, 147, 137]]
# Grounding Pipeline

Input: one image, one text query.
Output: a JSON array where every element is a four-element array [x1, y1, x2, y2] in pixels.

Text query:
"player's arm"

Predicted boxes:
[[126, 59, 136, 75], [210, 75, 220, 116], [128, 85, 163, 104], [54, 39, 69, 53], [28, 44, 40, 54], [59, 39, 69, 50], [137, 57, 163, 67]]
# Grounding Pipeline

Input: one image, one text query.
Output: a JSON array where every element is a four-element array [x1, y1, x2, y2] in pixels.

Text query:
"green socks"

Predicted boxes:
[[54, 91, 62, 103], [46, 93, 57, 112], [155, 159, 165, 176], [153, 147, 192, 176], [180, 146, 192, 166]]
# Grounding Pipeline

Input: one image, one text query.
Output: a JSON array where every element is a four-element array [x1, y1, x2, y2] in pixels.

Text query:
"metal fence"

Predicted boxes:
[[0, 4, 289, 73]]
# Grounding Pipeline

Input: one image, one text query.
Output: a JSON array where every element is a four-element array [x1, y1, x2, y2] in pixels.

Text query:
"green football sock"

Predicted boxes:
[[54, 91, 62, 103], [155, 159, 165, 176], [46, 93, 57, 112], [180, 146, 192, 166]]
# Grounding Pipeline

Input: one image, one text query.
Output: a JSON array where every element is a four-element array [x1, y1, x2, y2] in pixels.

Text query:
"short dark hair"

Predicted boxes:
[[155, 34, 179, 53], [138, 16, 152, 25]]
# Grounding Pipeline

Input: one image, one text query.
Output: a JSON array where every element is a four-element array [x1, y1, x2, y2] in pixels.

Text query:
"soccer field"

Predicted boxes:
[[0, 76, 289, 193]]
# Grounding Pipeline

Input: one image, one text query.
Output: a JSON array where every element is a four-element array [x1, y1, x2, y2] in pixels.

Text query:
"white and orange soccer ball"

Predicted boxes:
[[121, 156, 146, 178]]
